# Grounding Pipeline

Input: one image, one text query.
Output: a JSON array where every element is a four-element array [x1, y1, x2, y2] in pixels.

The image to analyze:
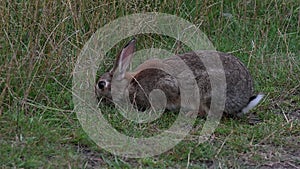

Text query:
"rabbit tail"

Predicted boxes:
[[241, 94, 264, 114]]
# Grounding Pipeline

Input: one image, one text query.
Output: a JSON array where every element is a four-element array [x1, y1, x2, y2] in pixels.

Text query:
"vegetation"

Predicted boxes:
[[0, 0, 299, 168]]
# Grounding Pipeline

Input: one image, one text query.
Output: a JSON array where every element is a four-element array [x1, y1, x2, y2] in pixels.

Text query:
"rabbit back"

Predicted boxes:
[[127, 50, 254, 115]]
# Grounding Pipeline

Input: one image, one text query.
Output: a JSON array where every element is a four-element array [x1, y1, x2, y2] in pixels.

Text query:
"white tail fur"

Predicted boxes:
[[241, 94, 264, 114]]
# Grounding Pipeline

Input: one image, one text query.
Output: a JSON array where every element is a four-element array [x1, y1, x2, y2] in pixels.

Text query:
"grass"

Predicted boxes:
[[1, 0, 300, 168]]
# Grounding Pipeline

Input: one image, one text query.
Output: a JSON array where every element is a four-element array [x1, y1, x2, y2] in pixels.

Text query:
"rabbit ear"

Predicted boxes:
[[110, 38, 136, 79]]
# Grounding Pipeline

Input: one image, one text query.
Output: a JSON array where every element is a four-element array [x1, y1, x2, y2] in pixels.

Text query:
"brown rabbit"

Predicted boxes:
[[95, 39, 263, 117]]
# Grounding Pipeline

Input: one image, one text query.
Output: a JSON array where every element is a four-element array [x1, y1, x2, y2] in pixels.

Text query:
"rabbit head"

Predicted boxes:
[[95, 39, 136, 103]]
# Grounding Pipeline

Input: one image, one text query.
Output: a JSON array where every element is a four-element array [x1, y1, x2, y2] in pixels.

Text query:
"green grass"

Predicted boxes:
[[1, 0, 300, 168]]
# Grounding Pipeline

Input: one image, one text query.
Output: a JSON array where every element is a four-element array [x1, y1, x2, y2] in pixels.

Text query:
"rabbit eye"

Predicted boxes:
[[98, 81, 106, 89]]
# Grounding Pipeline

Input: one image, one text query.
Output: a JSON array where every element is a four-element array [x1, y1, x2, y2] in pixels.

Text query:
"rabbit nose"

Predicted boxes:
[[98, 81, 106, 89]]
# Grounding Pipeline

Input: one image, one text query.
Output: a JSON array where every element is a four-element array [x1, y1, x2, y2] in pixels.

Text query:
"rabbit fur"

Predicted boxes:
[[95, 39, 263, 117]]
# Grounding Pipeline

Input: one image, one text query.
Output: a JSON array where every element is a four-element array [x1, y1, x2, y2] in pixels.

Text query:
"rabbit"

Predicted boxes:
[[95, 38, 264, 117]]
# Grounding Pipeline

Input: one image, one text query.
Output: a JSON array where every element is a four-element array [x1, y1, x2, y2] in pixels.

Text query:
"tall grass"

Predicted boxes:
[[0, 0, 299, 168]]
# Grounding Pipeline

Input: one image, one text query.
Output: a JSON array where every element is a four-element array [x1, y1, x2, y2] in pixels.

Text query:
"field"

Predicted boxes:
[[0, 0, 299, 168]]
